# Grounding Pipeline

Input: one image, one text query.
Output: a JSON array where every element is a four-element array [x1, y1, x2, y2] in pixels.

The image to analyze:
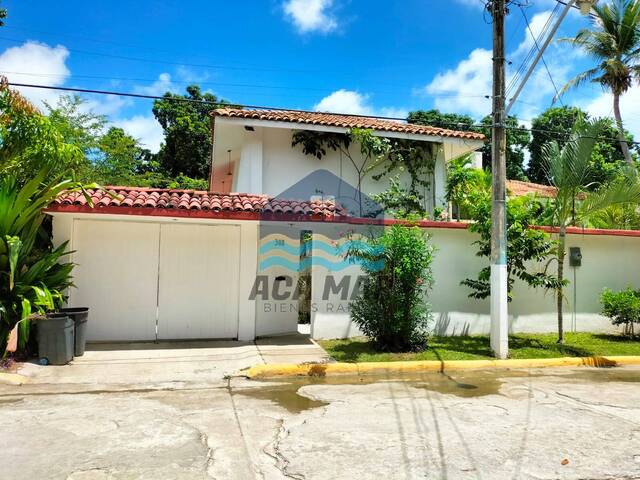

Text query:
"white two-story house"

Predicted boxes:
[[47, 108, 485, 343], [208, 108, 485, 216], [50, 107, 640, 343]]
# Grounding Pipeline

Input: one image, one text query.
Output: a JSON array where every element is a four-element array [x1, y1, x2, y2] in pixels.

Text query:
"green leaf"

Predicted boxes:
[[6, 235, 22, 291]]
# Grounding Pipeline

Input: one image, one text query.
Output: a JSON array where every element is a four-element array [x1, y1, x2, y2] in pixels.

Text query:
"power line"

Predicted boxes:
[[0, 35, 471, 91], [0, 35, 318, 75], [506, 2, 560, 99], [518, 5, 563, 106], [8, 80, 640, 146], [0, 70, 487, 99], [554, 0, 640, 32]]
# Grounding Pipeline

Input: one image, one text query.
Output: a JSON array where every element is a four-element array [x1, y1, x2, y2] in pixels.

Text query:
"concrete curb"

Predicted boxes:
[[0, 372, 30, 386], [245, 355, 640, 379]]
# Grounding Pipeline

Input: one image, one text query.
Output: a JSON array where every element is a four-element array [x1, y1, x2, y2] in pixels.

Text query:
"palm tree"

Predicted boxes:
[[542, 119, 640, 343], [558, 0, 640, 165]]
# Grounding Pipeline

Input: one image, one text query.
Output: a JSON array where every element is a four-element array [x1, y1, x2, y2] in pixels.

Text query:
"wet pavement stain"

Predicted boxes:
[[412, 373, 505, 398], [236, 366, 640, 410], [233, 384, 328, 414]]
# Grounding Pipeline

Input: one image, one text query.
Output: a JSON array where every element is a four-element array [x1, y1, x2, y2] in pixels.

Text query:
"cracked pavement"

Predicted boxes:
[[0, 366, 639, 479]]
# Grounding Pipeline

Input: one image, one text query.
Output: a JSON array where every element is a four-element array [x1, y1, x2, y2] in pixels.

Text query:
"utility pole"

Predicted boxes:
[[490, 0, 508, 359]]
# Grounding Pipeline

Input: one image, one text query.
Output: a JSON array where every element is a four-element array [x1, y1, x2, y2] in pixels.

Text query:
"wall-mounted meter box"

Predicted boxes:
[[569, 247, 582, 267]]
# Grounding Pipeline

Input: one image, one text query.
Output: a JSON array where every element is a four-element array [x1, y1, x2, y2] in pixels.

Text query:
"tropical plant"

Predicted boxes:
[[0, 81, 96, 352], [408, 109, 530, 180], [558, 0, 640, 164], [601, 287, 640, 336], [461, 190, 560, 302], [542, 118, 640, 343], [528, 106, 636, 185], [445, 154, 491, 220], [478, 115, 531, 181], [44, 95, 106, 156], [587, 203, 640, 229], [292, 128, 436, 217], [0, 81, 83, 185], [347, 225, 435, 352], [0, 170, 91, 352], [371, 176, 427, 220], [152, 85, 228, 178], [407, 109, 477, 132]]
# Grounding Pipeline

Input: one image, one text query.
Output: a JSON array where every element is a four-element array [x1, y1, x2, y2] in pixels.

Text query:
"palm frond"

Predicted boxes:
[[555, 68, 600, 102], [578, 170, 640, 220]]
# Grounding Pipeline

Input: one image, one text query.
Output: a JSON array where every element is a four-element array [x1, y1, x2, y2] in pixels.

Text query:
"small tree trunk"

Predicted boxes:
[[557, 226, 566, 344], [613, 93, 633, 165]]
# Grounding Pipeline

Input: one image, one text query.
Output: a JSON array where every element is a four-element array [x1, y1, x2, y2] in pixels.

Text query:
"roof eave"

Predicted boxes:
[[215, 116, 485, 147]]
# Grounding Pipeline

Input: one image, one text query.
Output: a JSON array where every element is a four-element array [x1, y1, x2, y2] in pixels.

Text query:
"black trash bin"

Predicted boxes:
[[37, 314, 74, 365], [60, 307, 89, 357]]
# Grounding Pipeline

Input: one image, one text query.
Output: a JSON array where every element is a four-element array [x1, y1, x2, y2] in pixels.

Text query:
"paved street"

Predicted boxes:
[[1, 358, 639, 479]]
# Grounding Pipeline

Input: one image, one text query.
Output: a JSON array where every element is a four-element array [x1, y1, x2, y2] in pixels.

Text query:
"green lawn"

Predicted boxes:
[[318, 333, 640, 363]]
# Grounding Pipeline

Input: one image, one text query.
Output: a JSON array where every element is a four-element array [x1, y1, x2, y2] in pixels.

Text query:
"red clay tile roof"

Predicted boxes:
[[53, 187, 348, 217], [506, 180, 557, 198], [214, 108, 486, 141]]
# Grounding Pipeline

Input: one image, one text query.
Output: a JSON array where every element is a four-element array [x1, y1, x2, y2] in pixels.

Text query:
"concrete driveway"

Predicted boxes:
[[0, 362, 639, 479], [12, 334, 330, 387]]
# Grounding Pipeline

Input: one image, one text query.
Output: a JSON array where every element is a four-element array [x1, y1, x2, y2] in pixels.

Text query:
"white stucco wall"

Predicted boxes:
[[260, 127, 437, 207], [218, 123, 482, 217], [308, 224, 640, 339], [52, 212, 640, 342]]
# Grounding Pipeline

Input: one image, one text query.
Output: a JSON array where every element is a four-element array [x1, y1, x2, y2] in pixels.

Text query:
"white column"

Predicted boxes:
[[471, 151, 483, 169], [490, 264, 509, 359], [433, 145, 447, 212], [235, 128, 263, 194]]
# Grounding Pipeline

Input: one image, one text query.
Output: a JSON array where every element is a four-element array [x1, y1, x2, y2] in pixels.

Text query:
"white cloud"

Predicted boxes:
[[313, 89, 407, 118], [83, 94, 131, 117], [175, 66, 210, 84], [378, 107, 410, 119], [314, 89, 371, 115], [423, 48, 493, 117], [0, 41, 70, 107], [115, 115, 164, 153], [419, 9, 576, 121], [452, 0, 485, 7], [283, 0, 338, 34], [513, 10, 554, 57], [134, 72, 175, 96], [0, 41, 167, 153], [582, 85, 640, 139]]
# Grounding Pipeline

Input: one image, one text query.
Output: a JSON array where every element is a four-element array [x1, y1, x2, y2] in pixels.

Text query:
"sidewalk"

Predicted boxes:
[[4, 333, 330, 390]]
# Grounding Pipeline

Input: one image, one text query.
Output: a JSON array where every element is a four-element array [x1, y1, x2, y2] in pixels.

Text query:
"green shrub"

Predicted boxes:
[[462, 193, 560, 301], [347, 225, 435, 352], [600, 287, 640, 337]]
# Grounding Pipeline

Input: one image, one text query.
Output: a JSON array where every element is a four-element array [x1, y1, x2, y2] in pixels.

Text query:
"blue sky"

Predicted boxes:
[[1, 0, 637, 152]]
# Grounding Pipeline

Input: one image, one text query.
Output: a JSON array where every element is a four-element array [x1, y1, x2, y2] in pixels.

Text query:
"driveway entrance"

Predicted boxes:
[[13, 335, 330, 387]]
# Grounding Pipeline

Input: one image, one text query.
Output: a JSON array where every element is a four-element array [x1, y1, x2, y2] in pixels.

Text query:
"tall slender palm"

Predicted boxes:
[[542, 119, 640, 343], [558, 0, 640, 164]]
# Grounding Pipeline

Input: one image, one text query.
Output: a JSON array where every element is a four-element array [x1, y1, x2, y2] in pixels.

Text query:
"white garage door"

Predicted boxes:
[[70, 220, 241, 341], [157, 223, 240, 340], [71, 220, 160, 341]]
